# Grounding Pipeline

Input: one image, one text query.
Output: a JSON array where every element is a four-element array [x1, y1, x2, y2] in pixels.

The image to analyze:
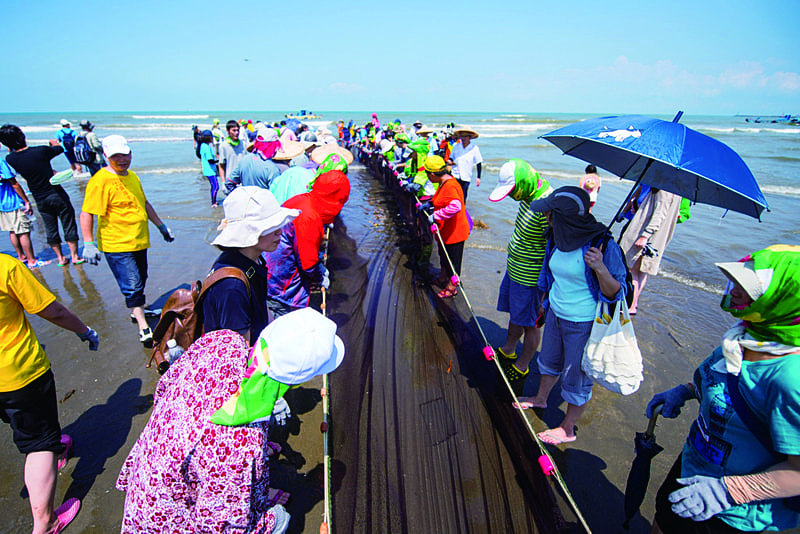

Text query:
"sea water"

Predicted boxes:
[[2, 110, 798, 293]]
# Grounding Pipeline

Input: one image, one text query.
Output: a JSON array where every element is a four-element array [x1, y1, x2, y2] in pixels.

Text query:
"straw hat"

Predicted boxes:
[[415, 125, 433, 136], [211, 186, 298, 248], [311, 144, 354, 165], [454, 127, 479, 139], [379, 138, 395, 154], [272, 140, 305, 161]]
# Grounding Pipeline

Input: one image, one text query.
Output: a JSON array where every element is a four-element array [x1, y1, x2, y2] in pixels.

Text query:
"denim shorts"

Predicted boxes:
[[496, 272, 542, 327], [0, 370, 64, 454], [537, 308, 594, 406], [105, 249, 148, 308]]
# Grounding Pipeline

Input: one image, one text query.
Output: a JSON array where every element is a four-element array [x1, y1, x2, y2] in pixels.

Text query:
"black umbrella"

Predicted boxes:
[[623, 404, 664, 529]]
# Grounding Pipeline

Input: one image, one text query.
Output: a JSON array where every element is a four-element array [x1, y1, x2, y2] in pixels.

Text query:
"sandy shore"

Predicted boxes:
[[1, 162, 734, 533]]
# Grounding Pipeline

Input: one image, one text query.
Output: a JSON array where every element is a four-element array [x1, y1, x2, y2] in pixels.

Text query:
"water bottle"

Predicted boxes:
[[166, 339, 185, 364]]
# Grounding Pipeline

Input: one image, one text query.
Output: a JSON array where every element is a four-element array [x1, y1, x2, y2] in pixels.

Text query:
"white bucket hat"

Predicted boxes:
[[211, 186, 299, 248], [103, 134, 131, 157], [259, 307, 346, 385]]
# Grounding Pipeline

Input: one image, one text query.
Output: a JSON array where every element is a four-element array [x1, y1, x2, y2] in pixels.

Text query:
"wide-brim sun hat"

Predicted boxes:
[[454, 127, 479, 139], [379, 139, 395, 154], [415, 125, 433, 135], [261, 307, 345, 385], [272, 140, 305, 161], [211, 186, 299, 248], [715, 260, 765, 301], [489, 160, 518, 202], [311, 144, 354, 165]]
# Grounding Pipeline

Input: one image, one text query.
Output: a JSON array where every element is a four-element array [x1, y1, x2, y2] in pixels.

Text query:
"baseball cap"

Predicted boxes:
[[80, 120, 93, 129], [489, 160, 518, 202], [102, 135, 131, 157], [59, 119, 70, 126]]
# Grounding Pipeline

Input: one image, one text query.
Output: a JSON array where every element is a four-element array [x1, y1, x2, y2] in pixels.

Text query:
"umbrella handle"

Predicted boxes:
[[646, 404, 663, 437]]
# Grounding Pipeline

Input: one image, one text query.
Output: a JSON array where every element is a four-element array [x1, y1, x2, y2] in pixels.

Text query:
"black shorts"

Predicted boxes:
[[655, 455, 745, 534], [0, 370, 64, 455]]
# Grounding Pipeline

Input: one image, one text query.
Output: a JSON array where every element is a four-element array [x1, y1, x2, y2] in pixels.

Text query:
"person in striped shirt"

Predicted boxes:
[[488, 159, 553, 384]]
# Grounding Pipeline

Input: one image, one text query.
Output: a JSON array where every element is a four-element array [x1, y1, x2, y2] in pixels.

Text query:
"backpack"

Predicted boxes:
[[73, 135, 96, 164], [148, 267, 251, 374], [61, 130, 75, 152], [591, 232, 635, 309]]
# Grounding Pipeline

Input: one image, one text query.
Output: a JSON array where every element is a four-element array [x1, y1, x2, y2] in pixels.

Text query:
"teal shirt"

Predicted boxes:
[[549, 248, 596, 321], [682, 348, 800, 531], [200, 143, 216, 177]]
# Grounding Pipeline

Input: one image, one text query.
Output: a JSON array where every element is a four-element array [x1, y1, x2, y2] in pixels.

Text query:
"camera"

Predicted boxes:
[[642, 243, 659, 258]]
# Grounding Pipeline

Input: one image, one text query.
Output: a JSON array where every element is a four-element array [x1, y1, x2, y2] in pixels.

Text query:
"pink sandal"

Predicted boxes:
[[46, 498, 81, 534], [57, 434, 72, 470]]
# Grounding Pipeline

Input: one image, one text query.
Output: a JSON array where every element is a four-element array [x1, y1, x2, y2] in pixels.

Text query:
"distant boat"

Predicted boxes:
[[743, 114, 798, 125], [286, 110, 321, 120]]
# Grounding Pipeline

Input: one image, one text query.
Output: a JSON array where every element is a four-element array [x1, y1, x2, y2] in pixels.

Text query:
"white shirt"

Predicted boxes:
[[450, 142, 482, 183]]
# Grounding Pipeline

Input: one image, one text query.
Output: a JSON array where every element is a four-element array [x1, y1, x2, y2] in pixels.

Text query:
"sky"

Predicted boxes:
[[2, 0, 798, 115]]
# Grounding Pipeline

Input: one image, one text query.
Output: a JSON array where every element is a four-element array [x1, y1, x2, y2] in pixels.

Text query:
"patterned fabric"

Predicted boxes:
[[506, 201, 549, 286], [116, 330, 280, 534], [721, 245, 800, 347]]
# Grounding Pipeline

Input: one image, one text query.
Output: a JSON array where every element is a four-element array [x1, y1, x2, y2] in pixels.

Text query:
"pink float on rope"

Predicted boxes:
[[538, 455, 555, 476], [482, 346, 495, 360], [450, 274, 460, 286]]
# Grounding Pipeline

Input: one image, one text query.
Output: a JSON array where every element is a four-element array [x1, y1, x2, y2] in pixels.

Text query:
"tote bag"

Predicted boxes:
[[581, 300, 643, 395]]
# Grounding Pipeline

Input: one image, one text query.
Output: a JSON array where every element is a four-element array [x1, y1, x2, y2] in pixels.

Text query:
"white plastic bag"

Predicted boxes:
[[581, 300, 643, 395]]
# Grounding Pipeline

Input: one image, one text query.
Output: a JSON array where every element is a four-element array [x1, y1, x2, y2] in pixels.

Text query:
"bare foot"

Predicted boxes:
[[537, 427, 576, 445], [513, 396, 547, 410]]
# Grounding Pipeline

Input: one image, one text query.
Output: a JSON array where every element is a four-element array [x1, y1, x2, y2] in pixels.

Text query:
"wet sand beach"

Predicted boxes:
[[0, 160, 754, 533]]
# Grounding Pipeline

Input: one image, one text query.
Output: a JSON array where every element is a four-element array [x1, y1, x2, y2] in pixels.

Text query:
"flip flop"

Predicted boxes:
[[437, 286, 458, 298], [73, 258, 85, 265], [537, 429, 577, 446], [57, 258, 70, 266], [27, 259, 52, 269], [46, 497, 81, 534], [57, 434, 73, 470], [513, 399, 547, 410]]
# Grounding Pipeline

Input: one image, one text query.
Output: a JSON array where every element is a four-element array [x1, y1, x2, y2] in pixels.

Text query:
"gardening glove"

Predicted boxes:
[[77, 327, 100, 351], [82, 242, 101, 265], [407, 183, 422, 195], [647, 384, 695, 418], [270, 397, 291, 426], [669, 475, 733, 521], [417, 201, 433, 213], [157, 224, 175, 242]]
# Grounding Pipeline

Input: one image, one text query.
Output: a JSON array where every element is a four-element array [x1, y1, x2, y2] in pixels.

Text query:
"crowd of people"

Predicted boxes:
[[1, 113, 799, 533], [354, 115, 800, 534], [0, 117, 352, 533]]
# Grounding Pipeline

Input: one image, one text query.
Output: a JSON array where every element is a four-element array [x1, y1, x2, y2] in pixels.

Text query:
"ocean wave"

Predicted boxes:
[[660, 269, 724, 295], [701, 126, 800, 135], [466, 123, 554, 133], [761, 184, 800, 197], [480, 133, 534, 138], [131, 114, 209, 119], [139, 166, 199, 175], [500, 114, 527, 118]]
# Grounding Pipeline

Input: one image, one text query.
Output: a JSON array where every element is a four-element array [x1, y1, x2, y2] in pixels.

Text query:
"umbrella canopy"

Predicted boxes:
[[540, 113, 769, 221], [622, 405, 664, 529]]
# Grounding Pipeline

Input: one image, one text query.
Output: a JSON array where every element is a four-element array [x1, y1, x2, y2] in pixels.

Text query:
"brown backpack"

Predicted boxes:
[[148, 267, 251, 374]]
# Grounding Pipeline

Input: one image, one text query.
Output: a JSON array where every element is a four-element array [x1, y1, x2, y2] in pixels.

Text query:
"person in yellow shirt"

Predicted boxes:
[[79, 135, 174, 347], [0, 253, 99, 534]]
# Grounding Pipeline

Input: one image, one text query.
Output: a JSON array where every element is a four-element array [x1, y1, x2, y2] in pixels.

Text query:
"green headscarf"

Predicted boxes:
[[314, 153, 348, 178], [408, 138, 430, 155], [721, 245, 800, 346], [506, 158, 551, 202], [396, 133, 411, 144]]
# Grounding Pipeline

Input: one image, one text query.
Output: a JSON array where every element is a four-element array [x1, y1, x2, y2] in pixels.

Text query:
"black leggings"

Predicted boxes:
[[438, 240, 465, 278]]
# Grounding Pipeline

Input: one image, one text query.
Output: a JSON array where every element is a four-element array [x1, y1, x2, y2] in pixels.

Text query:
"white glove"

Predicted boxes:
[[270, 397, 291, 426], [321, 266, 330, 290]]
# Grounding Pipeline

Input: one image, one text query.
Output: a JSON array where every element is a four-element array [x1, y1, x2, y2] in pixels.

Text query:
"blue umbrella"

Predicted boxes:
[[540, 112, 769, 223]]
